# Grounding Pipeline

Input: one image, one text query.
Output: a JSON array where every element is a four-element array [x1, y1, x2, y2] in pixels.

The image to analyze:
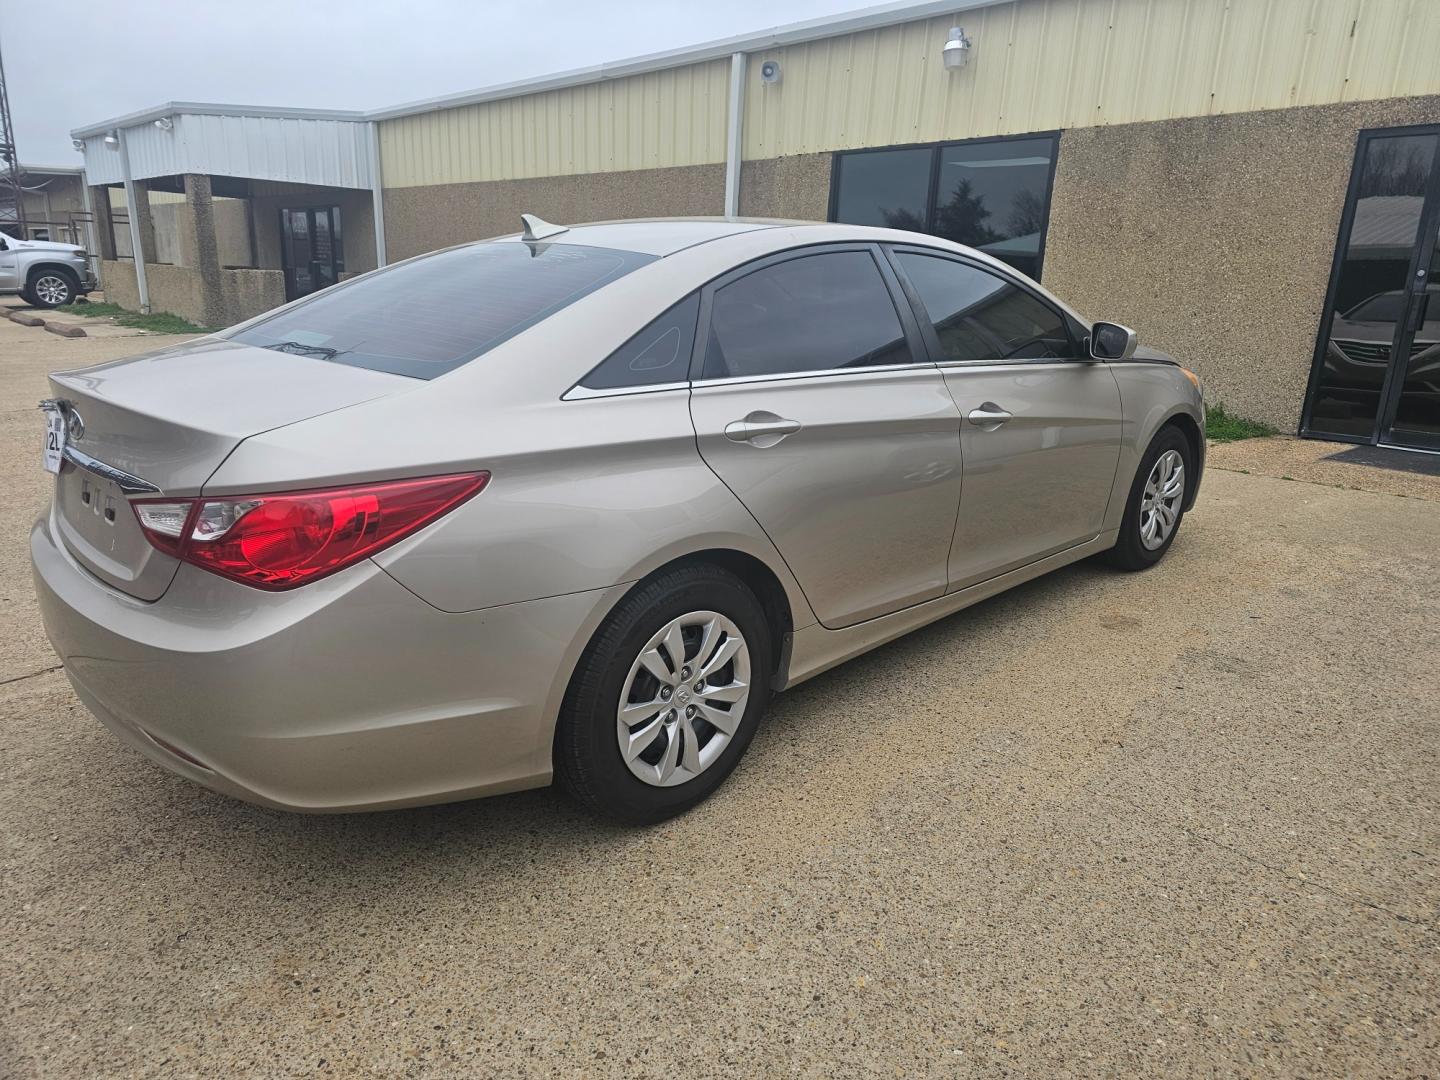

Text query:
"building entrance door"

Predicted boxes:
[[280, 206, 343, 301], [1304, 126, 1440, 452]]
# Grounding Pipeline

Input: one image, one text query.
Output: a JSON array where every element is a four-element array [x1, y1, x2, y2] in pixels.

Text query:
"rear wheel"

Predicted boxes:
[[28, 269, 77, 309], [555, 564, 773, 824], [1106, 425, 1191, 571]]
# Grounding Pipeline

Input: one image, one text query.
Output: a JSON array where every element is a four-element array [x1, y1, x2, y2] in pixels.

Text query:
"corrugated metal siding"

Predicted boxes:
[[743, 0, 1440, 158], [378, 59, 730, 187], [81, 114, 372, 188]]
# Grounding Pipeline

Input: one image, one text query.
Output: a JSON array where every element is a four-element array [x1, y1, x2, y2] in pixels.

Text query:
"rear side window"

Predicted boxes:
[[896, 252, 1073, 362], [579, 293, 700, 390], [229, 242, 655, 380], [702, 250, 912, 380]]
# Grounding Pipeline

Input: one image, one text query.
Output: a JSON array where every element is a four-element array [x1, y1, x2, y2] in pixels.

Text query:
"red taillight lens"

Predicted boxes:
[[132, 473, 488, 590]]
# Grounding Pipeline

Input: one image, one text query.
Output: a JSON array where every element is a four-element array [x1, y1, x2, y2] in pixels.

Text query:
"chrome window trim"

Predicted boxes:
[[561, 381, 691, 401], [936, 358, 1104, 370], [62, 446, 161, 495], [691, 361, 941, 389]]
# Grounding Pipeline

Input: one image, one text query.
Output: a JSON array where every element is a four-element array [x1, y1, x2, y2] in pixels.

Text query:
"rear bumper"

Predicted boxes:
[[32, 512, 622, 812]]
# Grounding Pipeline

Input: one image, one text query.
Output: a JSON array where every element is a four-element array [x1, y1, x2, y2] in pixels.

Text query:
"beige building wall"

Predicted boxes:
[[379, 59, 730, 188], [1044, 93, 1440, 431]]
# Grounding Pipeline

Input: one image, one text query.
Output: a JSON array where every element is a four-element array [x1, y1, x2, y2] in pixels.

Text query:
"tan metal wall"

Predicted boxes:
[[379, 59, 730, 188], [743, 0, 1440, 157]]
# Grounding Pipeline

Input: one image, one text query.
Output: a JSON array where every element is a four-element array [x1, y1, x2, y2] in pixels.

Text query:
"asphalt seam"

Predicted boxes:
[[0, 664, 62, 687], [1097, 789, 1438, 935]]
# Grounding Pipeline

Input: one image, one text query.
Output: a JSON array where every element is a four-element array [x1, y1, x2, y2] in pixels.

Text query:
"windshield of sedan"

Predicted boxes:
[[229, 242, 656, 379]]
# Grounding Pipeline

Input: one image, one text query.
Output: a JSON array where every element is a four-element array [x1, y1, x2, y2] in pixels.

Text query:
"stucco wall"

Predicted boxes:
[[739, 154, 832, 220], [381, 163, 725, 261], [99, 259, 285, 328], [1043, 93, 1440, 431]]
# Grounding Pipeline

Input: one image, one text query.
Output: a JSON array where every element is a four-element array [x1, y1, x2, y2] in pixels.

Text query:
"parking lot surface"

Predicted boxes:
[[2, 316, 1437, 1078]]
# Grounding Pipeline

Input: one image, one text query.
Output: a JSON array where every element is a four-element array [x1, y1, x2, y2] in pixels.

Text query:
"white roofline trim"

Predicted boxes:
[[72, 0, 1007, 138], [71, 101, 368, 139]]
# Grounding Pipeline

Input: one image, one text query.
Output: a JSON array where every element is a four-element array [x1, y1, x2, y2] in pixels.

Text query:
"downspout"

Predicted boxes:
[[117, 128, 150, 313], [724, 52, 747, 218], [368, 121, 387, 267]]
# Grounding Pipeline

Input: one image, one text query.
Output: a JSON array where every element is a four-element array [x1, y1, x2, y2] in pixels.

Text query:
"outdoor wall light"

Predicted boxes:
[[153, 117, 173, 131], [71, 139, 84, 151], [942, 26, 972, 70], [102, 132, 120, 149]]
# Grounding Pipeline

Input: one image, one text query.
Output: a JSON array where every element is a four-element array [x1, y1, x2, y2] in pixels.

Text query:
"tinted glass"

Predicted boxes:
[[934, 138, 1055, 279], [703, 251, 911, 380], [832, 148, 933, 231], [580, 293, 700, 390], [897, 252, 1073, 362], [231, 242, 655, 379], [1309, 133, 1438, 440]]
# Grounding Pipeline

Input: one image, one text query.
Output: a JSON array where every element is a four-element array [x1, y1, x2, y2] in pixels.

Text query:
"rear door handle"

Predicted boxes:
[[967, 402, 1013, 430], [724, 412, 802, 447]]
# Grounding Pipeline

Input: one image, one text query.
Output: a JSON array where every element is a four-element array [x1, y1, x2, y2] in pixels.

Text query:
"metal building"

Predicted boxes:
[[72, 0, 1440, 449]]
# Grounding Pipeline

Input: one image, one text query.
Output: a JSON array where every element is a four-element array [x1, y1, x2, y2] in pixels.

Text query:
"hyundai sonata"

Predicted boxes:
[[33, 217, 1204, 823]]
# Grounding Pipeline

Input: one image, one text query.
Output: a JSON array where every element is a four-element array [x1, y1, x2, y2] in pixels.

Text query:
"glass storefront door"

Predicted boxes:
[[1305, 127, 1440, 451]]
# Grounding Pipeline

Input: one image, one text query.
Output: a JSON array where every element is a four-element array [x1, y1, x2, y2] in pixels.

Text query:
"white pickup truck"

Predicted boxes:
[[0, 232, 97, 308]]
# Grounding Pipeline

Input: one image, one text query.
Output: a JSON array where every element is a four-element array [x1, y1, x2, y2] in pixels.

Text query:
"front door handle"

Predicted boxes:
[[967, 402, 1013, 430], [724, 411, 802, 447]]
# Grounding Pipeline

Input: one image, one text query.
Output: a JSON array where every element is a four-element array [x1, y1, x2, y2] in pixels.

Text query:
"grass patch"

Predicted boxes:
[[1206, 402, 1278, 443], [55, 301, 214, 335]]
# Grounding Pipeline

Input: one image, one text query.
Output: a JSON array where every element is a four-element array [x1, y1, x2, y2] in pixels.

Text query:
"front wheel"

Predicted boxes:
[[555, 564, 773, 824], [1106, 426, 1191, 571], [28, 270, 77, 309]]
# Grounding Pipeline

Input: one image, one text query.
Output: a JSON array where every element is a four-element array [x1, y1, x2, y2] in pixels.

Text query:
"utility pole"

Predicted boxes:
[[0, 30, 25, 236]]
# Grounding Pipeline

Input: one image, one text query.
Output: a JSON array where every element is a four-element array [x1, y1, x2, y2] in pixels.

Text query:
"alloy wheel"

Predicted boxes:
[[616, 610, 751, 787], [1139, 449, 1185, 550], [34, 275, 71, 306]]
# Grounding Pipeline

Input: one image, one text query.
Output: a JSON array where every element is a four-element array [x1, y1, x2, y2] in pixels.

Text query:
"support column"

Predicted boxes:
[[89, 185, 117, 260], [180, 174, 226, 328], [131, 180, 158, 265]]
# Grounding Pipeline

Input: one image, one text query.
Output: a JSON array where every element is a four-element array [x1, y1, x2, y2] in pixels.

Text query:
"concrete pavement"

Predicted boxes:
[[2, 320, 1436, 1077]]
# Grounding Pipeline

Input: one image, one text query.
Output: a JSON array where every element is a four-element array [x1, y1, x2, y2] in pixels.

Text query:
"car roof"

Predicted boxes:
[[494, 217, 818, 257]]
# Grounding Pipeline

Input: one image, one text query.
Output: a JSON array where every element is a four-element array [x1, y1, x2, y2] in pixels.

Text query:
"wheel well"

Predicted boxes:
[[26, 263, 80, 288], [642, 549, 794, 680]]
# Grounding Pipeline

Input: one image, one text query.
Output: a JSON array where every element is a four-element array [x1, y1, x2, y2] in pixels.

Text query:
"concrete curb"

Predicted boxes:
[[42, 321, 87, 339], [7, 311, 44, 327]]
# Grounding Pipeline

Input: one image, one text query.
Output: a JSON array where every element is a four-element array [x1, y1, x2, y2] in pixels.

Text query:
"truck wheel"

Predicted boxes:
[[28, 270, 77, 308]]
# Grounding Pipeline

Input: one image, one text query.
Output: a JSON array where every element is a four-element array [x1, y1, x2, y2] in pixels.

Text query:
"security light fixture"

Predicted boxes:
[[71, 138, 84, 151], [760, 60, 782, 85], [942, 26, 972, 70], [153, 117, 173, 131], [102, 132, 120, 149]]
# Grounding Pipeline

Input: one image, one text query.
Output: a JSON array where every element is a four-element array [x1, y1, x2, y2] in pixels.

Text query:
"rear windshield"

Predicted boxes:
[[228, 242, 655, 379]]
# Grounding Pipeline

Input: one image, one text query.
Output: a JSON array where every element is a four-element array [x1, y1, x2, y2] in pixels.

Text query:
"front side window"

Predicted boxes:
[[702, 250, 911, 380], [831, 135, 1058, 280], [230, 242, 655, 380], [896, 252, 1073, 362]]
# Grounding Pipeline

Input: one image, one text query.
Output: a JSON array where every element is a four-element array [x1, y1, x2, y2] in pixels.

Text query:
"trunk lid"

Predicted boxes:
[[48, 337, 411, 600]]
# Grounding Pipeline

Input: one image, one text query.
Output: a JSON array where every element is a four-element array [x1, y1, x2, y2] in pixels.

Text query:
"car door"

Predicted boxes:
[[688, 245, 964, 629], [888, 247, 1122, 591], [0, 234, 20, 291]]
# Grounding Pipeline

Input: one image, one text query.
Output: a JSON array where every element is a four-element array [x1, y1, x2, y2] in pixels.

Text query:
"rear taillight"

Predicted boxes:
[[132, 473, 489, 590]]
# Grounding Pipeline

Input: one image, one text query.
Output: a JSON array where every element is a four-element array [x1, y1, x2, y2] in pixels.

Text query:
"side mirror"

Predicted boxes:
[[1089, 321, 1137, 361], [0, 238, 8, 251]]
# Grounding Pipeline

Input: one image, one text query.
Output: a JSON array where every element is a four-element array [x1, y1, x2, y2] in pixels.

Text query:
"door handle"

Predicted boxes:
[[967, 402, 1013, 430], [724, 412, 802, 446]]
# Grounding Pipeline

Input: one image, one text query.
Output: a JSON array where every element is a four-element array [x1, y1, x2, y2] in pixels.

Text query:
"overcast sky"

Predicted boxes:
[[1, 0, 863, 165]]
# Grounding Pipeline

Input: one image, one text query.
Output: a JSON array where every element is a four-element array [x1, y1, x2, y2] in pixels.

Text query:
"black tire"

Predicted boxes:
[[1105, 425, 1192, 571], [27, 268, 78, 309], [555, 564, 774, 825]]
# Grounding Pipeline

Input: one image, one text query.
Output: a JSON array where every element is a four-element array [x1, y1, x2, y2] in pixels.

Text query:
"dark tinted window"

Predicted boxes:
[[703, 251, 911, 380], [897, 252, 1073, 362], [832, 148, 933, 231], [580, 293, 699, 390], [230, 242, 655, 379], [831, 135, 1058, 279]]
